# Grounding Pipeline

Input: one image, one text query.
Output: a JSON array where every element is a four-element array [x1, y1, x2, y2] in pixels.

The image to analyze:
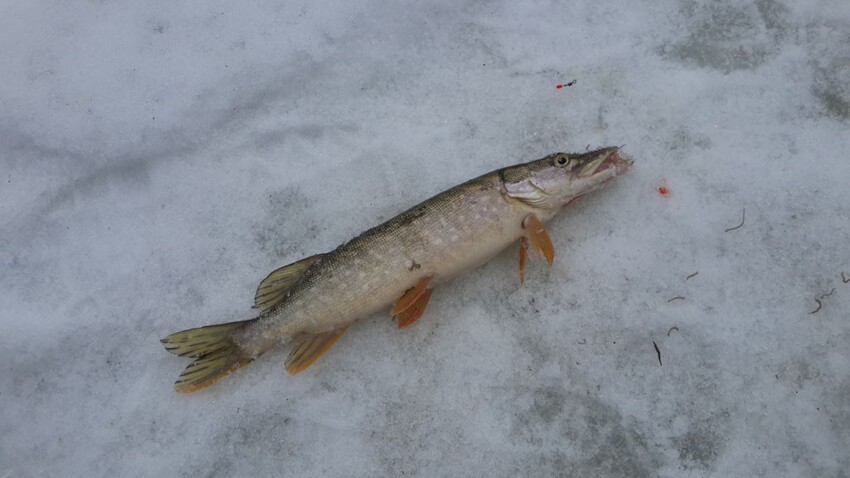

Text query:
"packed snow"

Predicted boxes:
[[2, 1, 848, 476]]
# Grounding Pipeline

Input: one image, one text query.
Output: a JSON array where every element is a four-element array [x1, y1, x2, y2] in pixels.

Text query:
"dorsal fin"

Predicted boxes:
[[253, 254, 323, 312]]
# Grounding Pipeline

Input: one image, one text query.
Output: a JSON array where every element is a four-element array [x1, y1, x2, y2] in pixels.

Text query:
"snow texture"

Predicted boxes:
[[2, 1, 849, 476]]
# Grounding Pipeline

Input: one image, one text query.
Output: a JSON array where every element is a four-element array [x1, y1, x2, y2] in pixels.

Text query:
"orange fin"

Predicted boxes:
[[523, 215, 554, 266], [519, 236, 528, 285], [396, 288, 433, 328], [390, 275, 434, 316], [285, 327, 347, 375]]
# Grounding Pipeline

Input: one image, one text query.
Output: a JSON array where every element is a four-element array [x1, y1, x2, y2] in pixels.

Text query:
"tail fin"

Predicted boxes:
[[161, 318, 258, 393]]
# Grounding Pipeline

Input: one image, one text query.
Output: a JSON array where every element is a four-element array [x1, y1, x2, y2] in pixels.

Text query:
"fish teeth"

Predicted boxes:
[[580, 152, 609, 177]]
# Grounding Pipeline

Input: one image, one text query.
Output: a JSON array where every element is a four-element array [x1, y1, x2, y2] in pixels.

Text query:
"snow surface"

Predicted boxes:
[[2, 1, 849, 476]]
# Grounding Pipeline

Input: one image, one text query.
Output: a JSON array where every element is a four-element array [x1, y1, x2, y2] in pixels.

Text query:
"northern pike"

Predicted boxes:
[[162, 147, 632, 392]]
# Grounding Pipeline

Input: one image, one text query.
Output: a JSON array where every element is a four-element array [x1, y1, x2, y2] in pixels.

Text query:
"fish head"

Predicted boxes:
[[501, 147, 632, 211]]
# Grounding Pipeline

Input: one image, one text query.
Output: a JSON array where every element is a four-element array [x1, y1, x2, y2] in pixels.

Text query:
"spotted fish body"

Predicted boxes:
[[246, 174, 525, 341], [162, 147, 632, 392]]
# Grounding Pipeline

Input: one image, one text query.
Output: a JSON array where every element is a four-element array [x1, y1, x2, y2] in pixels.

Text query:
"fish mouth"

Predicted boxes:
[[579, 147, 633, 178]]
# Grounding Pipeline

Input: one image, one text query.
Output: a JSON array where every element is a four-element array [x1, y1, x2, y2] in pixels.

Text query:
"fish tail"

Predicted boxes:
[[161, 318, 259, 393]]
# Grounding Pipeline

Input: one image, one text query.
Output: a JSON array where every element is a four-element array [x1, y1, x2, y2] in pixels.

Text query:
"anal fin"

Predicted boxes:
[[285, 327, 347, 375]]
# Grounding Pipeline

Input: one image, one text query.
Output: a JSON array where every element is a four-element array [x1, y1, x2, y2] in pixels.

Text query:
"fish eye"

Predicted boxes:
[[556, 156, 568, 166]]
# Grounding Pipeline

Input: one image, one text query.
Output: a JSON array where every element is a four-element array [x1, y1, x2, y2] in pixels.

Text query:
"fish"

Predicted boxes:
[[161, 147, 633, 392]]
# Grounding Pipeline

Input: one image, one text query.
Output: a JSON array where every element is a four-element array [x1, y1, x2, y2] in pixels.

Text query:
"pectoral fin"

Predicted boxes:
[[254, 254, 323, 312], [519, 236, 528, 285], [523, 215, 554, 266], [395, 288, 433, 328], [285, 327, 347, 375]]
